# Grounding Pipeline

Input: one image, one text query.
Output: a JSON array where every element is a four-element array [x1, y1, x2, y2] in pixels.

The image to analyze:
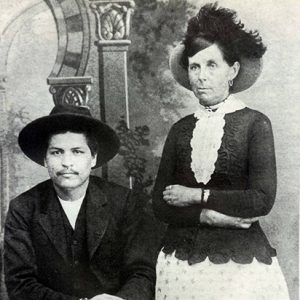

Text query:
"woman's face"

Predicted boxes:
[[188, 43, 240, 106]]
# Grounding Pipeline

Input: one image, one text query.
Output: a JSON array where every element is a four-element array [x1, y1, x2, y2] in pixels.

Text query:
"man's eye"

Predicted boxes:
[[50, 150, 61, 155], [73, 150, 84, 154], [208, 63, 217, 68]]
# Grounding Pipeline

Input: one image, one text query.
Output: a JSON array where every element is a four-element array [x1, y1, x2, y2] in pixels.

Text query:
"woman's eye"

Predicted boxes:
[[189, 65, 199, 71]]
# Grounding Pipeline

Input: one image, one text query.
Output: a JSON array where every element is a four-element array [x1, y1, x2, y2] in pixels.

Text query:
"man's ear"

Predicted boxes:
[[91, 154, 97, 168], [230, 61, 240, 80], [44, 158, 48, 168]]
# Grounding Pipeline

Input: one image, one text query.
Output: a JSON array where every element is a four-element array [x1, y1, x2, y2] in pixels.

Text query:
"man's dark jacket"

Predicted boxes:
[[4, 176, 156, 300]]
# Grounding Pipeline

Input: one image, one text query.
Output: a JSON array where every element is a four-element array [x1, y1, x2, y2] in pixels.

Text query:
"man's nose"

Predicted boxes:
[[61, 152, 74, 167]]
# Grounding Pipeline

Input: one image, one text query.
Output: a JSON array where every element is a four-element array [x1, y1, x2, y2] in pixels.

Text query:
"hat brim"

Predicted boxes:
[[169, 43, 263, 93], [18, 113, 120, 168]]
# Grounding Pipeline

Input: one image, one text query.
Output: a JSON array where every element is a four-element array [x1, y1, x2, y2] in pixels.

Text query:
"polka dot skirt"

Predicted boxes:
[[156, 251, 290, 300]]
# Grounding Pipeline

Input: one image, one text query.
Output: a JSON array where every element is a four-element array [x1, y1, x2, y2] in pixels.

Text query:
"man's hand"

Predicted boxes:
[[200, 209, 258, 229], [163, 184, 201, 207], [90, 294, 124, 300]]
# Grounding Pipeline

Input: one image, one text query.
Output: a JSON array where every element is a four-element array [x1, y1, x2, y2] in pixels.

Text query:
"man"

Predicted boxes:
[[4, 104, 156, 300]]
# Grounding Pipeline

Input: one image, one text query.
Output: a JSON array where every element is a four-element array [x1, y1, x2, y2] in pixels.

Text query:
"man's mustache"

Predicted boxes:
[[56, 170, 79, 176]]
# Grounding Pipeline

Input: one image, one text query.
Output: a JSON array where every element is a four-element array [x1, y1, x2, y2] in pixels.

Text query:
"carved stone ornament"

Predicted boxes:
[[90, 0, 135, 41], [47, 77, 93, 106]]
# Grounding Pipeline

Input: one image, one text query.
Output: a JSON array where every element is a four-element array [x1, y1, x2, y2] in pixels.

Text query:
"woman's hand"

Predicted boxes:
[[200, 209, 259, 229], [163, 184, 202, 207]]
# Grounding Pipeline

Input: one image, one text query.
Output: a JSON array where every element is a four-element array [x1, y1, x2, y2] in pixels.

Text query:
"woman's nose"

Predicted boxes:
[[197, 67, 207, 80]]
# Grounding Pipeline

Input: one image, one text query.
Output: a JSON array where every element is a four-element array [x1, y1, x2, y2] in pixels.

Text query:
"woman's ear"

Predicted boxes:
[[230, 61, 240, 80]]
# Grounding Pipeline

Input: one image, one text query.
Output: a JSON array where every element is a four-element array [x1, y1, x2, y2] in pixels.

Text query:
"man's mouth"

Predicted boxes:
[[57, 171, 78, 176]]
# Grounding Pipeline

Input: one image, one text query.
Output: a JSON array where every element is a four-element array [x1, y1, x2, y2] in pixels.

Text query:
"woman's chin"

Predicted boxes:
[[198, 98, 218, 107], [197, 95, 228, 107]]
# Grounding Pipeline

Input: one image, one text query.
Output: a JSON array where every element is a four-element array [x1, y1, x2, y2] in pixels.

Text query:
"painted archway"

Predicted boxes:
[[0, 0, 91, 80], [44, 0, 91, 77]]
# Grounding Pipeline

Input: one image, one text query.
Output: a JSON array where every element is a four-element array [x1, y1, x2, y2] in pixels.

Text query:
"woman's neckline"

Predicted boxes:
[[201, 94, 230, 112], [194, 95, 247, 118]]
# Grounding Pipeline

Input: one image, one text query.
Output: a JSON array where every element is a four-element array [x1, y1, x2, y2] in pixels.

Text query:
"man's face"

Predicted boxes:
[[44, 131, 97, 192]]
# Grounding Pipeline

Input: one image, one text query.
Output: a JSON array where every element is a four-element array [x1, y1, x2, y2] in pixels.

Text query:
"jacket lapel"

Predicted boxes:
[[38, 183, 69, 262], [86, 179, 109, 260]]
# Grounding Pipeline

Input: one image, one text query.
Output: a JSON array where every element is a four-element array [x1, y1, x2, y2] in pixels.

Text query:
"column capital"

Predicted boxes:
[[47, 77, 93, 106], [90, 0, 135, 43]]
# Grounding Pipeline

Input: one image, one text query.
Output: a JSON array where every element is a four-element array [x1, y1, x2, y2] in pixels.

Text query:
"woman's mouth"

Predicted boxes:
[[197, 87, 210, 92]]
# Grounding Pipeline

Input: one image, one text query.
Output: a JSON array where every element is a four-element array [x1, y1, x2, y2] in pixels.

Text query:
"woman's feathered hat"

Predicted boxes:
[[170, 3, 266, 93], [18, 104, 120, 168]]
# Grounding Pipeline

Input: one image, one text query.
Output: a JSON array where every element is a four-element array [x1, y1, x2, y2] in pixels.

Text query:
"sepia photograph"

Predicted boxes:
[[0, 0, 299, 299]]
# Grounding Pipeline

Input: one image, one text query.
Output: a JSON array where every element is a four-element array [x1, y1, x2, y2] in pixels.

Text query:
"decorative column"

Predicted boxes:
[[0, 74, 9, 300], [47, 77, 93, 106], [90, 0, 135, 183], [0, 75, 9, 234]]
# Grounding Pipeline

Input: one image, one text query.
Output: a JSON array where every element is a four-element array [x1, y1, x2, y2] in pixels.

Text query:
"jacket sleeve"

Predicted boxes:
[[204, 114, 277, 218], [4, 199, 77, 300], [116, 190, 156, 300], [152, 125, 202, 226]]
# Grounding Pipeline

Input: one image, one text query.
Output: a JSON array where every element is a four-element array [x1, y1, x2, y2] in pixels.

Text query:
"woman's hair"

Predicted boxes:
[[181, 2, 267, 68]]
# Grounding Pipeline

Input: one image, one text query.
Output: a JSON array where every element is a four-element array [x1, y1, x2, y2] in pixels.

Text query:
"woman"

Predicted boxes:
[[152, 3, 290, 300]]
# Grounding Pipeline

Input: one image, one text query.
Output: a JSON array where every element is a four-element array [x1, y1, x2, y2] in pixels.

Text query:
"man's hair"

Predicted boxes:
[[181, 2, 267, 68], [44, 129, 98, 158]]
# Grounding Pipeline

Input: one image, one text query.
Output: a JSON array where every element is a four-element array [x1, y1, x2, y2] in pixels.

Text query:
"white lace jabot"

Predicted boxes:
[[191, 95, 246, 184]]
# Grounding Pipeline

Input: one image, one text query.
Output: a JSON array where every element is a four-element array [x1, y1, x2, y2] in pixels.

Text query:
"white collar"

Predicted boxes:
[[194, 94, 246, 119], [57, 194, 86, 204]]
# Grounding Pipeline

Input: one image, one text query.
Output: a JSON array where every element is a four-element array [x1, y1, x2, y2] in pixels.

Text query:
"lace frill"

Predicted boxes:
[[191, 95, 246, 184]]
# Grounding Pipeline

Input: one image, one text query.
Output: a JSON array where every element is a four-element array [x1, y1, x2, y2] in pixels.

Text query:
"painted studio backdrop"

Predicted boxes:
[[0, 0, 299, 299]]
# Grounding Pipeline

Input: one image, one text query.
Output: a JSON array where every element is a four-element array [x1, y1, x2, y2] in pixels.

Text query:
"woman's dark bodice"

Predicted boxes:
[[152, 107, 277, 264]]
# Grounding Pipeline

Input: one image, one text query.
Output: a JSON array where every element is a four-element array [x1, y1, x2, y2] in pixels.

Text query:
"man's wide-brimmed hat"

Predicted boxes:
[[169, 43, 263, 93], [18, 104, 120, 168]]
